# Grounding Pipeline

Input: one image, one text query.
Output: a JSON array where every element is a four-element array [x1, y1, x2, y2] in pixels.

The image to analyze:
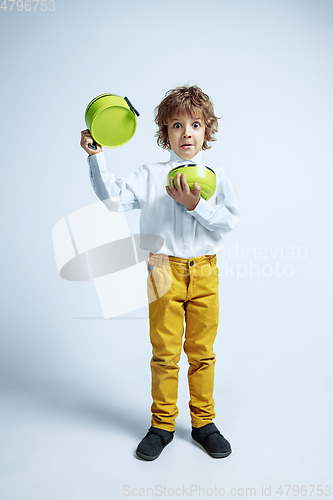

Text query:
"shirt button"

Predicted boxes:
[[190, 261, 194, 267]]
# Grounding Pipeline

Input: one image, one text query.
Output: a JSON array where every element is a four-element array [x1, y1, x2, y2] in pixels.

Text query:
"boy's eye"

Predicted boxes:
[[173, 123, 181, 129], [193, 122, 201, 128]]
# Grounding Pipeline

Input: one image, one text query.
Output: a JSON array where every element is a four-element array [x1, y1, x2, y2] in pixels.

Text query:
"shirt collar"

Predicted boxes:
[[169, 149, 203, 165]]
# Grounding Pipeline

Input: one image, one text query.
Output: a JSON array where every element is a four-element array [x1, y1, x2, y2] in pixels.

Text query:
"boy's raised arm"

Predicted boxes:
[[80, 129, 148, 212]]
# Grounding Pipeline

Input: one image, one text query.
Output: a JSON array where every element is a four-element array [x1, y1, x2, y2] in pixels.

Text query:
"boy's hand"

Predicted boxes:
[[166, 172, 201, 211], [80, 129, 102, 155]]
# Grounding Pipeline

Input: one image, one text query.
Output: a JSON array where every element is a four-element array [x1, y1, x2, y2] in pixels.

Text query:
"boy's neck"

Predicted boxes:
[[169, 149, 203, 164]]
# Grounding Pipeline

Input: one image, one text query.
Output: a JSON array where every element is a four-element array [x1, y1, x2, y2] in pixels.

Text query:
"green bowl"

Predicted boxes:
[[167, 164, 216, 201], [85, 93, 138, 148]]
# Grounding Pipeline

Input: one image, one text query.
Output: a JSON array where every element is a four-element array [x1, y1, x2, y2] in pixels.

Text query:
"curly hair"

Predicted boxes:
[[154, 85, 219, 151]]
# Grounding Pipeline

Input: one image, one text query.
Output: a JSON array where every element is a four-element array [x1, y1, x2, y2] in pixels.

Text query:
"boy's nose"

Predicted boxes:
[[183, 128, 191, 137]]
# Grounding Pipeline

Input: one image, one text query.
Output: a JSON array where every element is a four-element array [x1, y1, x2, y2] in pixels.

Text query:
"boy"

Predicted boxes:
[[80, 85, 241, 460]]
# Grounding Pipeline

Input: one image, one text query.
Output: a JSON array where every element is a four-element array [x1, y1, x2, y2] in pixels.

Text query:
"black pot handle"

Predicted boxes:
[[124, 96, 140, 116], [88, 139, 97, 151]]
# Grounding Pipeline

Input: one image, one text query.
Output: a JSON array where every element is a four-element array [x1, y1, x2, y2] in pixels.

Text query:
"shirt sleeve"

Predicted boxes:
[[88, 152, 148, 212], [187, 167, 241, 234]]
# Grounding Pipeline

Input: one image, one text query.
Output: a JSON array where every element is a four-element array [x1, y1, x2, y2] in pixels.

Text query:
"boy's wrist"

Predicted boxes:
[[186, 198, 200, 211]]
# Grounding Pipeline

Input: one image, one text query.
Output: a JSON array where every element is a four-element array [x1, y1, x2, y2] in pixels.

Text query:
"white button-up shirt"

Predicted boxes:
[[88, 149, 241, 258]]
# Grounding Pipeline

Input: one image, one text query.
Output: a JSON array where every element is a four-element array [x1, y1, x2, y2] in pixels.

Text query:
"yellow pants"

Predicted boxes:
[[147, 252, 219, 432]]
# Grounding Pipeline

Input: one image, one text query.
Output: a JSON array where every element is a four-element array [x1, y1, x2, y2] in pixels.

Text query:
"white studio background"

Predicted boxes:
[[1, 0, 333, 499]]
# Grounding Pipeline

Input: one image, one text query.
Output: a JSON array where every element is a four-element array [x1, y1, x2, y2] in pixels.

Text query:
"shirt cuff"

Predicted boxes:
[[187, 197, 213, 220], [87, 151, 108, 172]]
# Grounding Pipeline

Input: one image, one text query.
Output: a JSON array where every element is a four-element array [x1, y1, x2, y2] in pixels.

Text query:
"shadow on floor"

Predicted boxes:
[[3, 381, 148, 440]]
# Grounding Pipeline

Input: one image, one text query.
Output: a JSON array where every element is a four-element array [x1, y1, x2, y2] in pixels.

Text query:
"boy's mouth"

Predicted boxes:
[[181, 144, 193, 149]]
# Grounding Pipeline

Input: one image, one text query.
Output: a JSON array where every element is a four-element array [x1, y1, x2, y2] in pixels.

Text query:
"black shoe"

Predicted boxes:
[[136, 426, 174, 461], [191, 423, 232, 458]]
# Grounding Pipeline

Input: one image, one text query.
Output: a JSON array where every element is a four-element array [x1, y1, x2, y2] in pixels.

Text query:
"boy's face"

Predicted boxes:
[[167, 111, 206, 160]]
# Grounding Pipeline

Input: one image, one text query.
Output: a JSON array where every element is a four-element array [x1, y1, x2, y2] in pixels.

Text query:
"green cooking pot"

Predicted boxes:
[[167, 164, 216, 201], [85, 93, 139, 149]]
